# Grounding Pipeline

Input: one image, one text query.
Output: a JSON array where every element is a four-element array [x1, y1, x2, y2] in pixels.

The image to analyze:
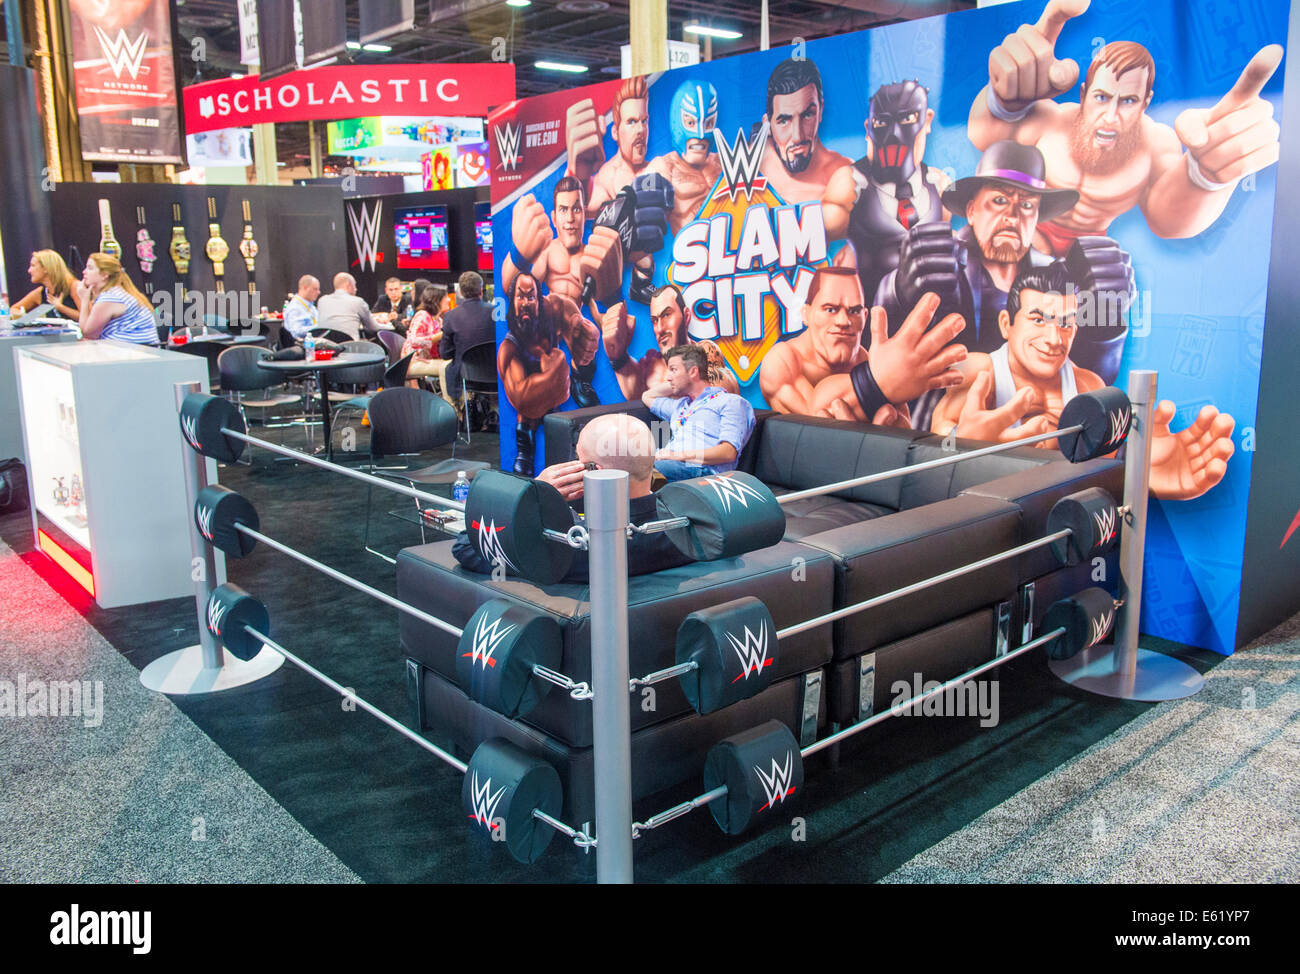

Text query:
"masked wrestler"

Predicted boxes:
[[646, 79, 723, 234], [969, 0, 1283, 250], [822, 80, 952, 307], [758, 58, 852, 204], [600, 283, 738, 401], [498, 272, 600, 475]]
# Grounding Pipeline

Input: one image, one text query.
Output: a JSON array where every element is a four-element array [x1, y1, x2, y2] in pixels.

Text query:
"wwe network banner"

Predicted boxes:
[[68, 0, 183, 163], [489, 0, 1292, 653], [183, 64, 516, 135]]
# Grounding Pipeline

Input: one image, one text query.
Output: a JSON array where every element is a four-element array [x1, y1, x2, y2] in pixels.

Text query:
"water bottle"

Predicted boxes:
[[304, 333, 316, 362], [453, 471, 470, 505]]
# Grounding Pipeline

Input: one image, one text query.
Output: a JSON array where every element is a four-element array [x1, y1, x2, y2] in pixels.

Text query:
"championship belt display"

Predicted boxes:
[[204, 196, 230, 293], [238, 198, 259, 294], [135, 206, 157, 296], [97, 199, 121, 260], [169, 203, 192, 287]]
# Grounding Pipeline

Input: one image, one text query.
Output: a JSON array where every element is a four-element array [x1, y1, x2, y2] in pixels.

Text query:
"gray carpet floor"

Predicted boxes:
[[882, 614, 1300, 884], [0, 537, 360, 884]]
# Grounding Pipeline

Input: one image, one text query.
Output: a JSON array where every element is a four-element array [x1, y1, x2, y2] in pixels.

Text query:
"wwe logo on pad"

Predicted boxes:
[[1089, 609, 1114, 648], [754, 751, 796, 812], [195, 503, 214, 541], [494, 122, 522, 172], [712, 120, 769, 202], [702, 476, 765, 513], [467, 770, 507, 829], [462, 614, 516, 671], [1093, 506, 1117, 545], [347, 201, 384, 272], [471, 518, 517, 572], [206, 595, 227, 639], [93, 26, 150, 81], [180, 414, 201, 452], [726, 622, 771, 683], [1107, 407, 1131, 447]]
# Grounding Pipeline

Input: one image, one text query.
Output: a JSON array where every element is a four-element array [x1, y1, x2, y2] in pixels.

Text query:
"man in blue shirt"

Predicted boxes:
[[643, 344, 755, 481], [282, 275, 320, 341]]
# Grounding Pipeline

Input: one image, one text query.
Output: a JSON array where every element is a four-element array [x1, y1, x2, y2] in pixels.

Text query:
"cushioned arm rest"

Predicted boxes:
[[794, 494, 1023, 658], [959, 457, 1124, 582], [542, 402, 657, 467]]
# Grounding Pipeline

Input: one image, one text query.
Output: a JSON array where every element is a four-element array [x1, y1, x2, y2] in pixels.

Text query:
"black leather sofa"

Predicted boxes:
[[396, 405, 1122, 822]]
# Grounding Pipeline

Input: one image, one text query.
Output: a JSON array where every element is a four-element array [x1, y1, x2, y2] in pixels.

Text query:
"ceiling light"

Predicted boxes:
[[684, 24, 742, 40], [362, 43, 393, 52], [506, 0, 531, 7], [557, 1, 608, 11], [535, 60, 588, 73], [346, 41, 361, 49]]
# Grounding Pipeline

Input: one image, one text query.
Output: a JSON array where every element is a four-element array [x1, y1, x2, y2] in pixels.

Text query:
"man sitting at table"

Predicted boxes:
[[317, 272, 383, 341], [283, 274, 320, 341], [372, 276, 412, 330], [641, 344, 755, 482], [452, 413, 691, 581]]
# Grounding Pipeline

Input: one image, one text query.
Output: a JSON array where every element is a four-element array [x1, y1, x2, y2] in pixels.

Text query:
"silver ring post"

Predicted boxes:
[[179, 382, 223, 670], [585, 469, 634, 884]]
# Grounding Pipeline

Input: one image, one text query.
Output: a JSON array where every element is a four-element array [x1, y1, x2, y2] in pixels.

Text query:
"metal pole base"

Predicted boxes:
[[1049, 643, 1204, 701], [139, 644, 284, 695]]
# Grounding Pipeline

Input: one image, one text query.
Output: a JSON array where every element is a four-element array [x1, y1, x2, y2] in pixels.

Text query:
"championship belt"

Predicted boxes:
[[135, 206, 157, 296], [238, 198, 259, 295], [97, 199, 121, 260], [204, 195, 230, 293], [169, 203, 192, 286]]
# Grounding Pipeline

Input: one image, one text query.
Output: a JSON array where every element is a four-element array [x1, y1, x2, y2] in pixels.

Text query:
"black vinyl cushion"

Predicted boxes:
[[899, 435, 1052, 510], [773, 489, 892, 540]]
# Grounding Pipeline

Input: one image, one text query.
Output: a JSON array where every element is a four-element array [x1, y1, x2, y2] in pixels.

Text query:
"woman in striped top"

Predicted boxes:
[[77, 252, 159, 345]]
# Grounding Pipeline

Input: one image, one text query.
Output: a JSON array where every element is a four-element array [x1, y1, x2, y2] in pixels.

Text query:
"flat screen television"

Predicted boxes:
[[475, 201, 493, 272], [394, 204, 449, 271]]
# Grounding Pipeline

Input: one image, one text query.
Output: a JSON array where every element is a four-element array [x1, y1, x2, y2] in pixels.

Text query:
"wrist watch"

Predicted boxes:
[[135, 206, 157, 296], [98, 199, 122, 260], [169, 203, 191, 292], [204, 196, 230, 293], [238, 198, 259, 295]]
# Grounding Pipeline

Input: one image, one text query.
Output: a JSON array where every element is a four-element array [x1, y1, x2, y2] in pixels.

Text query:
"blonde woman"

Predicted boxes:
[[7, 250, 83, 321], [76, 252, 159, 344]]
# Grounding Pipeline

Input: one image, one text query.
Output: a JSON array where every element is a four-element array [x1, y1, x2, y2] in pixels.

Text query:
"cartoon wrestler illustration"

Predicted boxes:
[[647, 80, 723, 234], [969, 0, 1283, 251], [933, 262, 1236, 501], [499, 272, 600, 475], [600, 283, 738, 401], [759, 58, 852, 204]]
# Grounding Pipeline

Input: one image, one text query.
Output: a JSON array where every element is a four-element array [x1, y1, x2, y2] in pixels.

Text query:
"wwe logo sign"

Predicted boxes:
[[754, 751, 796, 812], [93, 26, 150, 81], [467, 771, 507, 830], [712, 120, 769, 201], [347, 201, 384, 272], [727, 622, 771, 683], [461, 614, 516, 671], [494, 122, 522, 172]]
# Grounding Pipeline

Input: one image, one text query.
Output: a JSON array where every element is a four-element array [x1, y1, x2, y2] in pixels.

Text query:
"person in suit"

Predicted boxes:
[[438, 271, 496, 417]]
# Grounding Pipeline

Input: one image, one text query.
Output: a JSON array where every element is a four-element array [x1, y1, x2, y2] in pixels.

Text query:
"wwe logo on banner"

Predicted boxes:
[[471, 518, 517, 572], [461, 614, 516, 671], [1090, 609, 1114, 648], [1093, 506, 1117, 545], [754, 751, 796, 812], [712, 119, 769, 202], [206, 594, 227, 639], [180, 414, 201, 452], [93, 26, 150, 81], [494, 122, 522, 172], [347, 201, 384, 272], [702, 476, 765, 513], [467, 771, 507, 829], [727, 622, 771, 683]]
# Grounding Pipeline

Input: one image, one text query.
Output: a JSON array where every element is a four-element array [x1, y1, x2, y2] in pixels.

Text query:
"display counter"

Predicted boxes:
[[14, 340, 220, 608], [0, 323, 80, 462]]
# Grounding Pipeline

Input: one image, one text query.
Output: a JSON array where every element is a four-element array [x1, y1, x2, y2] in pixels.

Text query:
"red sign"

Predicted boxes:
[[183, 64, 516, 134], [69, 0, 183, 164]]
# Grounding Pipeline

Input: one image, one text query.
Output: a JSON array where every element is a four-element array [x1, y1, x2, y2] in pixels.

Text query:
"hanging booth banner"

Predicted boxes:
[[489, 0, 1294, 655], [183, 64, 517, 135], [256, 0, 297, 79], [238, 0, 259, 67], [67, 0, 184, 164]]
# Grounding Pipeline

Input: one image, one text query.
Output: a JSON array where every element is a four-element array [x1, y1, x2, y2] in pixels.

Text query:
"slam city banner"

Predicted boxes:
[[69, 0, 183, 164], [488, 0, 1292, 654]]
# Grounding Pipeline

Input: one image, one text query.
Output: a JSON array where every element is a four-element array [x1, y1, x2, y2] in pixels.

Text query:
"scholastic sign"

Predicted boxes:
[[183, 64, 516, 134]]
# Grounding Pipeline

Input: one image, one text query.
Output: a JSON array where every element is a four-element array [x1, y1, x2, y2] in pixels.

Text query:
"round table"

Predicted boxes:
[[257, 350, 386, 462]]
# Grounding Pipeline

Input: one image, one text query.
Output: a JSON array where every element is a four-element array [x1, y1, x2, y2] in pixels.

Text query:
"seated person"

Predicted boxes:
[[641, 344, 755, 482], [317, 272, 381, 340], [452, 414, 691, 582], [372, 276, 412, 328], [404, 286, 456, 409], [76, 252, 159, 345], [283, 274, 320, 341], [9, 250, 83, 322]]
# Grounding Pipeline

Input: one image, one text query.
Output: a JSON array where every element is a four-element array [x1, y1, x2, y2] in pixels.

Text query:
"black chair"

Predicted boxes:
[[309, 326, 354, 344], [385, 352, 415, 387], [375, 329, 406, 366], [459, 340, 500, 442], [216, 345, 303, 456], [362, 387, 490, 560]]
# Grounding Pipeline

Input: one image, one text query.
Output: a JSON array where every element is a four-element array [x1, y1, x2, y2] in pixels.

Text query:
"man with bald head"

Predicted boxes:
[[451, 413, 691, 581], [317, 271, 382, 340], [283, 274, 321, 341]]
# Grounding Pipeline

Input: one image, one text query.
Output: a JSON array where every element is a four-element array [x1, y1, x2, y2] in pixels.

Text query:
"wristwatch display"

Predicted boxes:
[[98, 199, 121, 260], [169, 203, 192, 288], [238, 198, 259, 294], [204, 196, 230, 293], [135, 206, 157, 296]]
